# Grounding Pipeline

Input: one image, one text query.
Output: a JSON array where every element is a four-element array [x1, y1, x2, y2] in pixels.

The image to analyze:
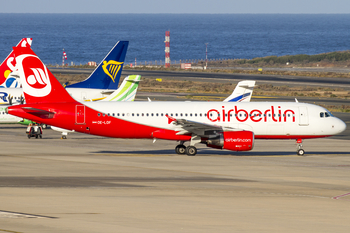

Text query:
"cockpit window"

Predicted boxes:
[[320, 112, 324, 118], [325, 112, 331, 117]]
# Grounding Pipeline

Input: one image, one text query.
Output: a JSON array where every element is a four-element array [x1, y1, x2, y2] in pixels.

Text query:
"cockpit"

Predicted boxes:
[[320, 111, 333, 118]]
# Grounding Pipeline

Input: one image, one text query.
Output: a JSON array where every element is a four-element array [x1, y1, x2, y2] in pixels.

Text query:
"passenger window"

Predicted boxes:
[[112, 113, 115, 117], [98, 113, 101, 116]]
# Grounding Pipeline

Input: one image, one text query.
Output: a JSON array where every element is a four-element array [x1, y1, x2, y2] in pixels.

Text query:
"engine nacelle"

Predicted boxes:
[[206, 131, 254, 152]]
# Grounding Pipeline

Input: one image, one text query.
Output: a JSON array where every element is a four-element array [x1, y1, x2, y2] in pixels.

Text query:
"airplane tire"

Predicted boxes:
[[175, 145, 186, 154], [297, 149, 305, 156], [27, 135, 30, 139], [186, 146, 197, 156], [61, 136, 67, 139]]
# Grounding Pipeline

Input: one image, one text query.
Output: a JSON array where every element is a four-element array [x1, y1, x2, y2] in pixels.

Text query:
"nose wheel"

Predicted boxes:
[[296, 139, 305, 156]]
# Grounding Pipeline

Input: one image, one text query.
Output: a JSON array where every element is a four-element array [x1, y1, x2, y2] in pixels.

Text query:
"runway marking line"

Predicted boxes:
[[332, 192, 350, 200]]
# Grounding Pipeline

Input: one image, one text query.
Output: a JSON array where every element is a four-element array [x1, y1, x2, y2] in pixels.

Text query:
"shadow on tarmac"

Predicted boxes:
[[93, 149, 350, 156]]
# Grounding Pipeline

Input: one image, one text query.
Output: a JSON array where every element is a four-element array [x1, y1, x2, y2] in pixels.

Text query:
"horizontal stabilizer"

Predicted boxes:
[[22, 107, 55, 119]]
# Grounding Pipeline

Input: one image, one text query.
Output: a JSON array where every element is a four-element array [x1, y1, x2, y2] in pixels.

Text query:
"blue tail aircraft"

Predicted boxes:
[[67, 40, 129, 90]]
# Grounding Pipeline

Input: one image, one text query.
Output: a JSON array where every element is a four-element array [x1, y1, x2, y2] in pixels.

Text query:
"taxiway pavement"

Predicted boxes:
[[0, 125, 350, 233]]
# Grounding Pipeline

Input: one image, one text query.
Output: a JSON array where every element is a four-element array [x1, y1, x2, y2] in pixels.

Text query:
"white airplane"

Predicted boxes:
[[7, 46, 347, 156], [0, 40, 129, 105]]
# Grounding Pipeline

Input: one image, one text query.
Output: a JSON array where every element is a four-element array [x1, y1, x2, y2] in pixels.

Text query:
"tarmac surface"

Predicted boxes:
[[1, 69, 350, 232], [0, 123, 350, 233]]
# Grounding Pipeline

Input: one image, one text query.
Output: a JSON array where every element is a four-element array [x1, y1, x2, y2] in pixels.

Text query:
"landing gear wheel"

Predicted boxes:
[[35, 135, 38, 139], [186, 146, 197, 156], [175, 145, 186, 154], [27, 135, 30, 139], [61, 135, 67, 139], [297, 149, 305, 156], [39, 135, 42, 139]]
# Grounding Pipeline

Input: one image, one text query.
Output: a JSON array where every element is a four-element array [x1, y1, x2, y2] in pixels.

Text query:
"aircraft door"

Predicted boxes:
[[298, 107, 309, 126], [76, 105, 85, 124]]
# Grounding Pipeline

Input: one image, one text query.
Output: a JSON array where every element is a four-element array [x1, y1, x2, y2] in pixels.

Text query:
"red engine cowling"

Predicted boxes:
[[206, 131, 254, 152]]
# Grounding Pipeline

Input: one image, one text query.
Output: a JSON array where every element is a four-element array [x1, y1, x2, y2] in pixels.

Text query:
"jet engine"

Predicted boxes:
[[206, 131, 254, 151]]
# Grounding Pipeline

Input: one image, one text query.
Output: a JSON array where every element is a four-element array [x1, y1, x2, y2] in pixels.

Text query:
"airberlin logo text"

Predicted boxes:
[[207, 106, 295, 123], [225, 138, 252, 143]]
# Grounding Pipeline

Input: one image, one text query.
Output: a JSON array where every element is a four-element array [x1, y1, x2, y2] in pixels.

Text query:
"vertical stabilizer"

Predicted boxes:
[[14, 46, 75, 104], [223, 81, 255, 102], [67, 41, 129, 89], [101, 75, 141, 102], [0, 38, 32, 87]]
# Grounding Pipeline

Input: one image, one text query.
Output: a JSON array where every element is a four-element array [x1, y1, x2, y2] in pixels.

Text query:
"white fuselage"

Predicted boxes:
[[83, 101, 346, 138]]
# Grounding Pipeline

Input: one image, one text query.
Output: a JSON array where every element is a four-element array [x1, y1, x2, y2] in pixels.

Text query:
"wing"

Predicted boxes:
[[166, 115, 236, 138]]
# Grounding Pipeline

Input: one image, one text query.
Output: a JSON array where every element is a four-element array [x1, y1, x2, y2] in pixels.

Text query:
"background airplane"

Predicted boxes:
[[0, 38, 32, 88], [0, 40, 129, 105], [7, 46, 347, 156]]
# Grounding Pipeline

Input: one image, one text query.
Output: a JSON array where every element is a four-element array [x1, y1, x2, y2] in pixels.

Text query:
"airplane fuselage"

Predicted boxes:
[[8, 101, 346, 140]]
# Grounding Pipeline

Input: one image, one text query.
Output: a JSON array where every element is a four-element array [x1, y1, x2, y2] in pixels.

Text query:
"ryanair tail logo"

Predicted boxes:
[[102, 60, 124, 83]]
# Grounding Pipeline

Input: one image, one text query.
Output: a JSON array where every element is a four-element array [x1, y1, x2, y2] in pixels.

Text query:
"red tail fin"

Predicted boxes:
[[13, 46, 75, 104], [0, 38, 32, 85]]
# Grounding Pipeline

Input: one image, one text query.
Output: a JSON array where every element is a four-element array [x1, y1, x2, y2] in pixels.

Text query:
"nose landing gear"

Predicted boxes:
[[296, 139, 305, 156]]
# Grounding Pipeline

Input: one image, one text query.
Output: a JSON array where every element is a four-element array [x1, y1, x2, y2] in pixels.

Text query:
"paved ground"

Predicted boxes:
[[0, 125, 350, 233]]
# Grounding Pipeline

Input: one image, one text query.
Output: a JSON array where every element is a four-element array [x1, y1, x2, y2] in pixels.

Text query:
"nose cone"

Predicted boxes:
[[334, 117, 347, 134]]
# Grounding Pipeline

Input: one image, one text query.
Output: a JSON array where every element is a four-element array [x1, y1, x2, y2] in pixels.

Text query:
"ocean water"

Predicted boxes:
[[1, 14, 350, 65]]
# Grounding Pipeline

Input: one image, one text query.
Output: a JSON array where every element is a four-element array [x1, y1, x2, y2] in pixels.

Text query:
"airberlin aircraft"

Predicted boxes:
[[8, 47, 347, 156], [0, 38, 32, 88]]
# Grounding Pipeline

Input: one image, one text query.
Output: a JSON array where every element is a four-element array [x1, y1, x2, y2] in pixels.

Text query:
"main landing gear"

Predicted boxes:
[[175, 136, 201, 156], [296, 139, 305, 156]]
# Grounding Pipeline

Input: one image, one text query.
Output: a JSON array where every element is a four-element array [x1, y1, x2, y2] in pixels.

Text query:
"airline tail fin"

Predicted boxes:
[[101, 75, 141, 102], [67, 41, 129, 90], [13, 46, 75, 104], [223, 81, 255, 102], [0, 38, 32, 87]]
